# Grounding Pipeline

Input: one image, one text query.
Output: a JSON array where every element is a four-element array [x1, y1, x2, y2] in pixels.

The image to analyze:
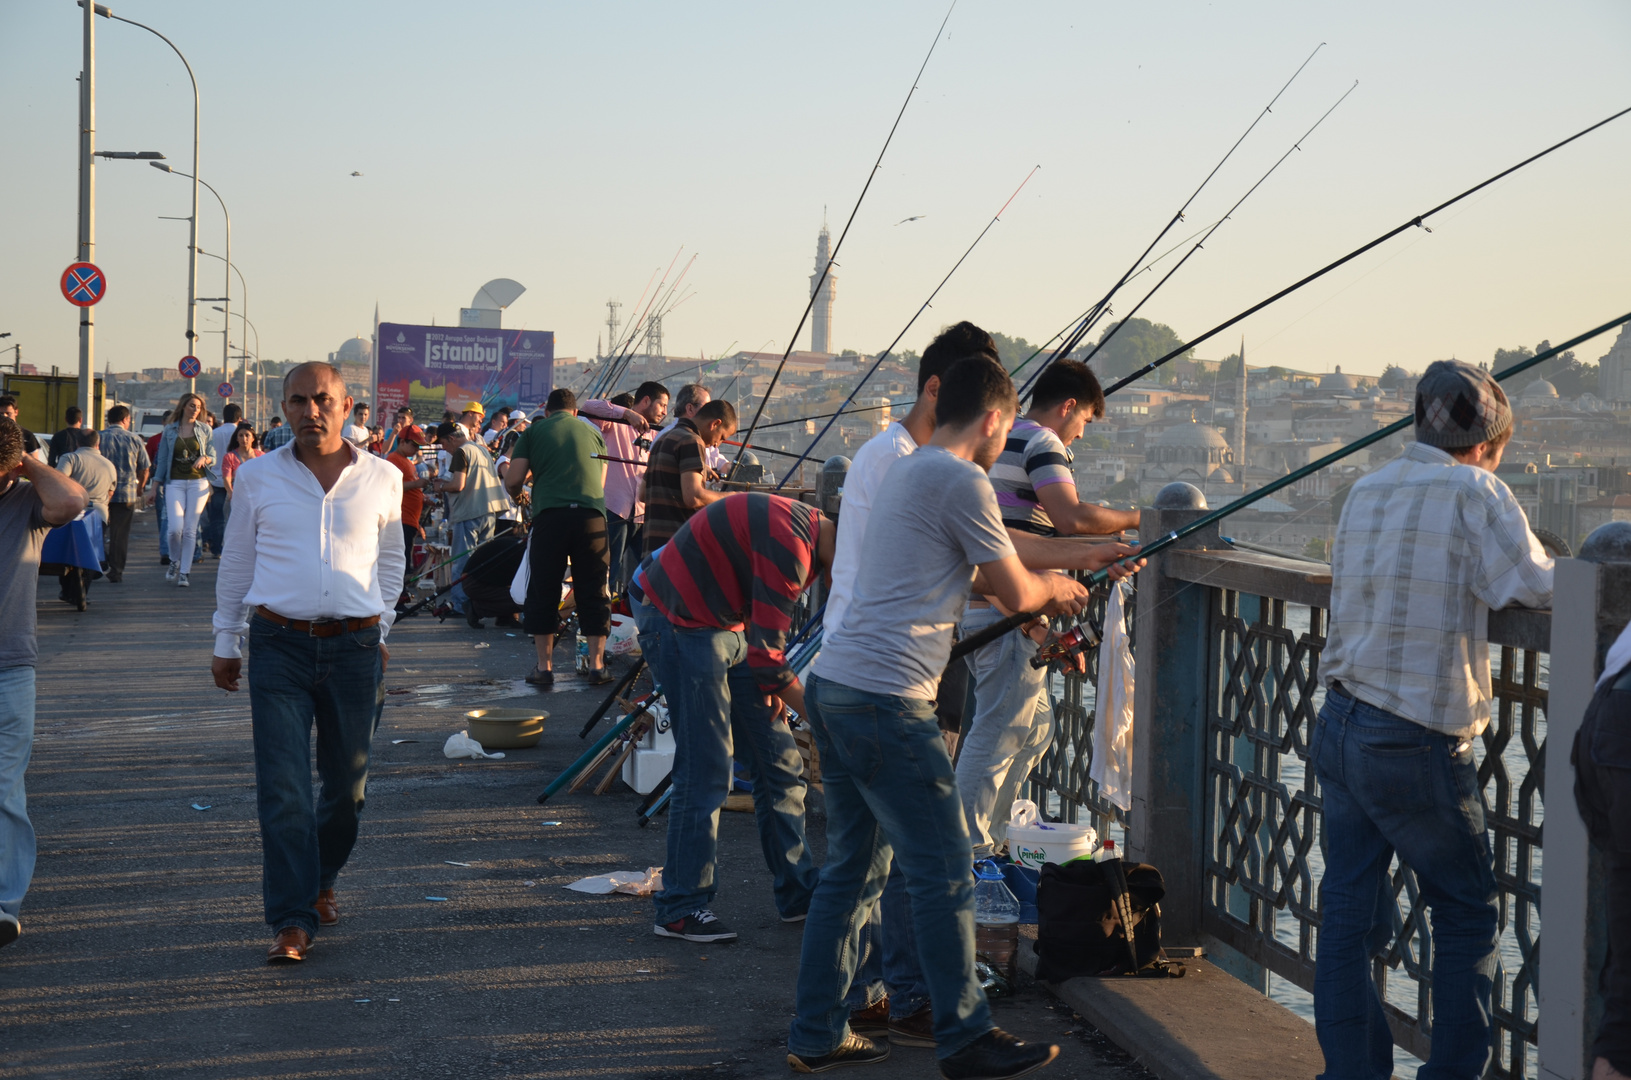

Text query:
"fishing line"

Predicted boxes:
[[731, 0, 960, 470]]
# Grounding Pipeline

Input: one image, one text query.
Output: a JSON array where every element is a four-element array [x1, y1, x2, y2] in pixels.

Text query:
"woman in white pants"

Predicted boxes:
[[146, 393, 215, 586]]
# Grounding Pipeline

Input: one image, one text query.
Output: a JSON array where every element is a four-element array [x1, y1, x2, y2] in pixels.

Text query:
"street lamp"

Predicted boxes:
[[151, 162, 229, 385], [93, 150, 164, 160], [80, 1, 202, 377], [199, 250, 253, 422]]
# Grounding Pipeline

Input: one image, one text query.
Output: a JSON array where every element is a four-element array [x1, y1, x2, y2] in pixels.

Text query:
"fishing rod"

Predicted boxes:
[[578, 264, 663, 395], [773, 165, 1043, 489], [731, 1, 958, 472], [1018, 43, 1327, 399], [1095, 102, 1631, 397], [1063, 81, 1360, 388], [601, 284, 698, 399], [592, 255, 697, 399], [584, 251, 687, 398], [951, 309, 1631, 665]]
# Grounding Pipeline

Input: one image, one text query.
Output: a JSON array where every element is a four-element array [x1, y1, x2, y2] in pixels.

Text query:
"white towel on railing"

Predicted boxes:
[[1090, 579, 1135, 812]]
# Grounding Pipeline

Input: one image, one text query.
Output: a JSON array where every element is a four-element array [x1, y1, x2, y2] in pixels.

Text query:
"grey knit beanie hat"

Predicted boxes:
[[1414, 359, 1512, 449]]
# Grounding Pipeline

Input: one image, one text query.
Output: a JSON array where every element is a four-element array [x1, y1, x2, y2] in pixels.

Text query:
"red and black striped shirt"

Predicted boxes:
[[634, 493, 820, 692]]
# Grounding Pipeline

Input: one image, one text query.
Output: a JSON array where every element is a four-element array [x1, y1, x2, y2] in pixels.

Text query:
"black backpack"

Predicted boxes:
[[1034, 858, 1185, 980]]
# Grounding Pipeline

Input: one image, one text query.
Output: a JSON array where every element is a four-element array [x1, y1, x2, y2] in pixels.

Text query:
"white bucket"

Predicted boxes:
[[1005, 799, 1098, 871]]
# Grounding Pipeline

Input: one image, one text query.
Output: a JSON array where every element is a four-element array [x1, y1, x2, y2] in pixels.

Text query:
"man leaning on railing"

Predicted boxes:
[[1312, 360, 1554, 1080]]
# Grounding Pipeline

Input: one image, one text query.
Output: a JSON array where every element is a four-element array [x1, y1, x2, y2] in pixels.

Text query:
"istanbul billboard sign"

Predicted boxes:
[[375, 322, 554, 418]]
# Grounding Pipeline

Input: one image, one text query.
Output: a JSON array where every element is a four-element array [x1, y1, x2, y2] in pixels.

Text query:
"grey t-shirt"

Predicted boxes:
[[814, 446, 1017, 700], [0, 480, 52, 669], [57, 449, 117, 525]]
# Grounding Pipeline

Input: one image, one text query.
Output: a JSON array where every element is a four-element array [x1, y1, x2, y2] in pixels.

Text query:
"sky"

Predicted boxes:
[[3, 0, 1630, 385]]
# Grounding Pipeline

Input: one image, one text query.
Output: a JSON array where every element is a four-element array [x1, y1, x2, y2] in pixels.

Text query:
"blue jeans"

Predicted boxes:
[[791, 674, 992, 1060], [844, 861, 931, 1019], [248, 614, 385, 938], [1312, 686, 1498, 1080], [449, 515, 495, 613], [958, 603, 1053, 857], [606, 513, 633, 594], [157, 494, 169, 559], [644, 618, 817, 924], [0, 666, 37, 922], [203, 484, 227, 554]]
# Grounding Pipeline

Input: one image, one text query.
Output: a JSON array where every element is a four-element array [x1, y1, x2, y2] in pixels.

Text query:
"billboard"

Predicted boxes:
[[375, 322, 554, 419]]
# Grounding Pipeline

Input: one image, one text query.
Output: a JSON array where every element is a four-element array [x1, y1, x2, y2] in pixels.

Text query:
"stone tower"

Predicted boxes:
[[809, 221, 836, 355], [1230, 338, 1248, 486]]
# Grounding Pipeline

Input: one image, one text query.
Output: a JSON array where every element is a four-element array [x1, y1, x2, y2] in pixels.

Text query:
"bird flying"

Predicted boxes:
[[350, 171, 364, 177], [894, 215, 926, 225]]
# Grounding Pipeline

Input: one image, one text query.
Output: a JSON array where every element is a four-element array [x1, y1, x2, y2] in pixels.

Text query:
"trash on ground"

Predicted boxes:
[[354, 998, 371, 1003], [523, 880, 537, 887], [444, 861, 472, 867], [425, 896, 449, 902], [636, 969, 652, 974], [390, 738, 418, 745], [540, 820, 562, 826], [474, 642, 490, 649], [443, 731, 504, 760], [565, 867, 663, 896], [190, 803, 211, 811], [387, 998, 400, 1002]]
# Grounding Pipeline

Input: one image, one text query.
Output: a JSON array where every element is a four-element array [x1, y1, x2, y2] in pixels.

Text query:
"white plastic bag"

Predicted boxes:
[[443, 730, 505, 760], [1089, 579, 1135, 812], [565, 867, 664, 896], [606, 614, 641, 657], [1008, 798, 1040, 830], [509, 531, 532, 606]]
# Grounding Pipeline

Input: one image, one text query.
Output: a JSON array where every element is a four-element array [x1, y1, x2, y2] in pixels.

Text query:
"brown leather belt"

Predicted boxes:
[[256, 606, 380, 637]]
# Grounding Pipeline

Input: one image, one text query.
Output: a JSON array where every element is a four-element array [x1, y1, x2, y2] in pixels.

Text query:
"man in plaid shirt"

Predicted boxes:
[[1313, 360, 1553, 1080]]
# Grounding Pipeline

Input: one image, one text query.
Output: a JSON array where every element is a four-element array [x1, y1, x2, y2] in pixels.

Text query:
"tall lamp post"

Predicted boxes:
[[200, 252, 256, 425], [80, 2, 202, 382], [152, 164, 229, 387]]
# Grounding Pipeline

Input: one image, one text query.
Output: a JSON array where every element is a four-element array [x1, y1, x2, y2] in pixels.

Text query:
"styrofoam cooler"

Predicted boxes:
[[1005, 798, 1098, 871], [622, 703, 674, 794]]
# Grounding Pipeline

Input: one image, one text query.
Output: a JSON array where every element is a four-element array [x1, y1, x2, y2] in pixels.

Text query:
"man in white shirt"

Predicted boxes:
[[1313, 360, 1551, 1080], [211, 362, 405, 965]]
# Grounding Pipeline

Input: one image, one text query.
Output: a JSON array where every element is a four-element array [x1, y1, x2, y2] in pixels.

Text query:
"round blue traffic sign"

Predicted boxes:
[[217, 382, 235, 399], [61, 262, 106, 307], [178, 355, 202, 379]]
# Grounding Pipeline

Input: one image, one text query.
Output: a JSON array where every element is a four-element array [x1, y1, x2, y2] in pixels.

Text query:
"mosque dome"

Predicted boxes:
[[1319, 365, 1358, 392], [1154, 422, 1230, 450], [335, 337, 372, 363], [1520, 378, 1559, 404]]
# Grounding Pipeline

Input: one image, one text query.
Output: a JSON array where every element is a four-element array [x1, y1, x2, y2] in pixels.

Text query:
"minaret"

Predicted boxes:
[[809, 216, 836, 355], [1231, 337, 1248, 489]]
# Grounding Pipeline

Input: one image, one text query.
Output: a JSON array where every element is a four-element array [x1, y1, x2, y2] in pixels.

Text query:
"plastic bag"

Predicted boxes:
[[606, 614, 641, 657], [565, 867, 664, 896], [509, 532, 532, 606], [443, 730, 505, 760], [1090, 579, 1135, 811]]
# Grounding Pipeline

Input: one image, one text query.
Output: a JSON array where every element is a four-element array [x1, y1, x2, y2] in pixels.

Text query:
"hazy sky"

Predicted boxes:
[[4, 0, 1629, 385]]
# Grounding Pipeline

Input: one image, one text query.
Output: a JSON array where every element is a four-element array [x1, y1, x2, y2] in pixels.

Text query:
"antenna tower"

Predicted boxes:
[[644, 313, 664, 359]]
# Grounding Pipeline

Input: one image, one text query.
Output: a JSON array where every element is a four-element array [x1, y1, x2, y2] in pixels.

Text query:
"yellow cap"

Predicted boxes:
[[461, 400, 485, 415]]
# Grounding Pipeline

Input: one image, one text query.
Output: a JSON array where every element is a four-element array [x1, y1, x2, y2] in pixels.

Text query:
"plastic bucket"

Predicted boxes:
[[1006, 799, 1097, 871]]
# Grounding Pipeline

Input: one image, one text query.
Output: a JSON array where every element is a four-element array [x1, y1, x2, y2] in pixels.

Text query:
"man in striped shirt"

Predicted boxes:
[[1313, 360, 1552, 1080], [631, 492, 835, 944], [959, 359, 1138, 857]]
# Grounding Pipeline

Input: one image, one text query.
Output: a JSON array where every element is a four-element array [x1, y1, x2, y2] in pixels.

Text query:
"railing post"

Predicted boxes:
[[1127, 491, 1221, 947], [1540, 552, 1631, 1080]]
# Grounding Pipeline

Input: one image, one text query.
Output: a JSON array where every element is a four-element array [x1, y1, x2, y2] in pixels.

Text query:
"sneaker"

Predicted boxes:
[[0, 912, 18, 949], [177, 573, 190, 588], [587, 666, 615, 686], [160, 555, 170, 566], [653, 909, 738, 943], [780, 911, 808, 923], [788, 1033, 890, 1073], [525, 667, 555, 687], [166, 563, 179, 582], [888, 1004, 935, 1048], [847, 997, 890, 1039], [938, 1029, 1058, 1080]]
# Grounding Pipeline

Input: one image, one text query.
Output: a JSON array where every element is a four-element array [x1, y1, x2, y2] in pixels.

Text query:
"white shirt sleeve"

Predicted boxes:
[[212, 469, 260, 658], [377, 469, 406, 642]]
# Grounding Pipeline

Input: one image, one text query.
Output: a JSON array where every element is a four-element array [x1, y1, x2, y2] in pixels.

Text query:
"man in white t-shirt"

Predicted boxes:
[[342, 402, 372, 447], [203, 402, 243, 557]]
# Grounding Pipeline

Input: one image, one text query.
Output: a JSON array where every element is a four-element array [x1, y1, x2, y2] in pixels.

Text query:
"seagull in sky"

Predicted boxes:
[[350, 171, 364, 177], [894, 215, 926, 225]]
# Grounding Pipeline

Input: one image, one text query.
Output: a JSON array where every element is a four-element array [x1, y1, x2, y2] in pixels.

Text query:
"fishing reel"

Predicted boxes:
[[1030, 619, 1104, 670], [633, 435, 653, 451]]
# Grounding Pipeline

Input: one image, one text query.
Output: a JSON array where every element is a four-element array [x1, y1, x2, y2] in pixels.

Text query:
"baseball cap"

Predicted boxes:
[[508, 409, 527, 421], [398, 425, 427, 446], [461, 400, 485, 416]]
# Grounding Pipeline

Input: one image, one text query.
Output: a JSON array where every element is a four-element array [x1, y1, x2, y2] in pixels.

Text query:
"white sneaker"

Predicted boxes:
[[166, 563, 178, 582], [178, 573, 190, 588]]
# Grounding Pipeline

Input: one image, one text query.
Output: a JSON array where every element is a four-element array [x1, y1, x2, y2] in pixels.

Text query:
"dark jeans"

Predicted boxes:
[[248, 614, 384, 939], [638, 613, 817, 924], [203, 485, 226, 554], [105, 502, 136, 579], [1573, 668, 1631, 1074], [791, 674, 992, 1060], [606, 512, 634, 595], [58, 568, 91, 607], [401, 522, 419, 579], [1311, 686, 1498, 1080], [844, 861, 930, 1019], [524, 506, 610, 637]]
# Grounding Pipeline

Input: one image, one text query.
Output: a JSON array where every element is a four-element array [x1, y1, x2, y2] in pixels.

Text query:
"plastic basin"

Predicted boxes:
[[465, 708, 549, 749]]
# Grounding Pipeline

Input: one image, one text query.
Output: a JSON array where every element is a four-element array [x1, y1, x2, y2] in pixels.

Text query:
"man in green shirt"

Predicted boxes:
[[504, 388, 614, 687]]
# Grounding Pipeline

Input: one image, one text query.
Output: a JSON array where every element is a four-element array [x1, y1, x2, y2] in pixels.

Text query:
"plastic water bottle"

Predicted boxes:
[[575, 631, 590, 673], [1093, 839, 1118, 863], [973, 859, 1022, 977]]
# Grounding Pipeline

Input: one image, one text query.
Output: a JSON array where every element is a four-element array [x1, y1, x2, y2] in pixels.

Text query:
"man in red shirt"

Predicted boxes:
[[386, 425, 429, 594], [631, 492, 835, 943]]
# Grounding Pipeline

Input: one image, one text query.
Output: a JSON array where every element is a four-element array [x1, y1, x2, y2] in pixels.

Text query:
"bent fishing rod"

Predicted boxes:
[[1018, 43, 1327, 399], [577, 262, 663, 396], [773, 165, 1042, 490], [1088, 102, 1631, 398], [731, 0, 958, 473], [1061, 81, 1359, 390], [950, 308, 1631, 665], [594, 252, 687, 396], [591, 254, 697, 399]]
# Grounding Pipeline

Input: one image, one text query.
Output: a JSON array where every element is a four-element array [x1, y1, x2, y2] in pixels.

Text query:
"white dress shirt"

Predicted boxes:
[[823, 421, 918, 636], [212, 443, 406, 659]]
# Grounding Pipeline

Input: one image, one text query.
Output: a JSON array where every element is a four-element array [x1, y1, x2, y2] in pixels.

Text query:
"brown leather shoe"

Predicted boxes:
[[315, 889, 339, 926], [848, 995, 890, 1038], [266, 927, 311, 963], [887, 1003, 935, 1048]]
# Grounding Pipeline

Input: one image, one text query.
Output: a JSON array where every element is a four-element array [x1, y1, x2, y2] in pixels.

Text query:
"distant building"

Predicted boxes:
[[1599, 325, 1631, 406], [808, 223, 836, 355]]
